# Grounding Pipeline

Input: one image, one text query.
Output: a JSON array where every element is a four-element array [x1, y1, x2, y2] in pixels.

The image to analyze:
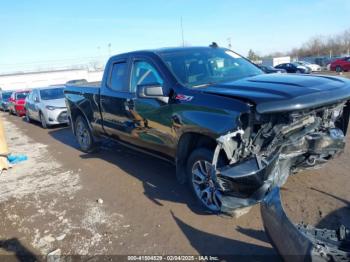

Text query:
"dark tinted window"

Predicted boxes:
[[109, 62, 128, 91], [16, 92, 28, 99], [40, 88, 65, 100]]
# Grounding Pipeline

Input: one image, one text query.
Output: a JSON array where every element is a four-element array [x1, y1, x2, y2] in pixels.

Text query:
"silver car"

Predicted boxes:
[[25, 86, 69, 128]]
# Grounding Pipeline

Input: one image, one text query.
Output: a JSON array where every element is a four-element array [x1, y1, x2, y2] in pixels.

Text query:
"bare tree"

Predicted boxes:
[[264, 28, 350, 58]]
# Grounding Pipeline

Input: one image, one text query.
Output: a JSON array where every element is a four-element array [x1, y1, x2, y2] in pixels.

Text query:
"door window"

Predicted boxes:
[[109, 62, 128, 92], [27, 91, 33, 102], [33, 90, 39, 102], [130, 61, 163, 93]]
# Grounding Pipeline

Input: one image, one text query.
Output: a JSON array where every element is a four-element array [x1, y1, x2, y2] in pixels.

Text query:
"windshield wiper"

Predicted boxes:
[[192, 82, 217, 88]]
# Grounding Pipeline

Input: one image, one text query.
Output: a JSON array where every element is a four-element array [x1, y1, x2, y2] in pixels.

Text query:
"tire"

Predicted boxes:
[[336, 66, 343, 73], [296, 69, 302, 74], [186, 148, 224, 213], [25, 110, 31, 123], [74, 115, 97, 153], [39, 112, 48, 129], [15, 110, 20, 117]]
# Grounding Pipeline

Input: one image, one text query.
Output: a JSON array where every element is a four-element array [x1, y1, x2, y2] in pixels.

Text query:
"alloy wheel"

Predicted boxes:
[[191, 160, 222, 212], [40, 113, 47, 128], [76, 120, 91, 149]]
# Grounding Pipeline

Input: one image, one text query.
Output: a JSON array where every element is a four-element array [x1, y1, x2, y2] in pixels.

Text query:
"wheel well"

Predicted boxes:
[[175, 133, 217, 184], [69, 106, 86, 135]]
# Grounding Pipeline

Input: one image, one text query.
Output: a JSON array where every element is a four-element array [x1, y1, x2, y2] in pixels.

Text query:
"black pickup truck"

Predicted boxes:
[[65, 46, 350, 213]]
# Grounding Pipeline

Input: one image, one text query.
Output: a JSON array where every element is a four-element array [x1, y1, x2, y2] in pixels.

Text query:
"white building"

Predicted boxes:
[[262, 56, 291, 67], [0, 69, 103, 90]]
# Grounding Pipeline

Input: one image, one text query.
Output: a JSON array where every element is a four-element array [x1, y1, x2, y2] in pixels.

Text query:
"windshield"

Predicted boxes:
[[2, 92, 12, 100], [16, 92, 29, 99], [40, 88, 65, 100], [158, 48, 263, 88]]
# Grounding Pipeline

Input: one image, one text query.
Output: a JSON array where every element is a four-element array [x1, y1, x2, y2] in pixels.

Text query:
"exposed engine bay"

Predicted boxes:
[[211, 101, 350, 213]]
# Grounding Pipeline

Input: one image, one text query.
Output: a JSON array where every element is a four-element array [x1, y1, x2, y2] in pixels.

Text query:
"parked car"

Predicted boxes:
[[8, 90, 30, 116], [275, 62, 311, 74], [65, 46, 350, 213], [257, 64, 286, 74], [0, 90, 13, 111], [294, 61, 321, 72], [330, 57, 350, 72], [25, 86, 68, 128], [65, 79, 88, 85]]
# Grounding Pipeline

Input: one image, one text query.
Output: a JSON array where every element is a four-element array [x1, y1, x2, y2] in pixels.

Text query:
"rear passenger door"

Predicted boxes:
[[31, 90, 40, 120], [100, 58, 135, 140], [25, 91, 33, 117]]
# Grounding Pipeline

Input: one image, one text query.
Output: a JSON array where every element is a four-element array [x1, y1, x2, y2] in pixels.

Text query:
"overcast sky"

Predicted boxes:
[[1, 0, 349, 73]]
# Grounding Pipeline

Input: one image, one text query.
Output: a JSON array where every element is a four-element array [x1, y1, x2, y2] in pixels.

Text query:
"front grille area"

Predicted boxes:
[[57, 111, 68, 123]]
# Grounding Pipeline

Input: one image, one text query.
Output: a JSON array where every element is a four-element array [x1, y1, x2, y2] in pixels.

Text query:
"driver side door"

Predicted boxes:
[[126, 59, 175, 157]]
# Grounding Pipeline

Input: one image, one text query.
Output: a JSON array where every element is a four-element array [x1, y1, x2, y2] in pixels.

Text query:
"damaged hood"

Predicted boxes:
[[198, 74, 350, 114]]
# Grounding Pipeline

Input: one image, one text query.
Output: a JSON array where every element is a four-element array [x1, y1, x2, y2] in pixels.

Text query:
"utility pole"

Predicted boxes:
[[180, 17, 185, 47], [108, 43, 112, 57], [227, 37, 232, 49]]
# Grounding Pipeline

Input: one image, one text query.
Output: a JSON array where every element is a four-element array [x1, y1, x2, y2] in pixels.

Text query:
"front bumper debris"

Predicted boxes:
[[261, 187, 350, 262], [217, 153, 280, 212], [212, 125, 346, 213]]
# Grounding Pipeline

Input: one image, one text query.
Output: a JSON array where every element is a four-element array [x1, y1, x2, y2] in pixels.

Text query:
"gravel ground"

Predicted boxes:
[[0, 72, 349, 260]]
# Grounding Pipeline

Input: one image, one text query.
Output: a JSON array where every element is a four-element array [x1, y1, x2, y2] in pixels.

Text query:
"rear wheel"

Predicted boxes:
[[75, 115, 96, 153], [186, 148, 223, 213], [336, 66, 343, 73]]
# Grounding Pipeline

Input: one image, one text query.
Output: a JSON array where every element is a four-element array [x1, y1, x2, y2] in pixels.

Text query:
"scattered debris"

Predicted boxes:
[[47, 249, 61, 262], [56, 234, 66, 241], [42, 235, 55, 243], [7, 154, 28, 164], [97, 198, 104, 204]]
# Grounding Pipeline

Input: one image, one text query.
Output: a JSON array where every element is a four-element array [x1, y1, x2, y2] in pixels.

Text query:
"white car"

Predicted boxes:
[[295, 61, 321, 72], [24, 86, 69, 128]]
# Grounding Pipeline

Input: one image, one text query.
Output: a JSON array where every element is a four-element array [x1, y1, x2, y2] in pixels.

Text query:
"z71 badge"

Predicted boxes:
[[175, 94, 193, 102]]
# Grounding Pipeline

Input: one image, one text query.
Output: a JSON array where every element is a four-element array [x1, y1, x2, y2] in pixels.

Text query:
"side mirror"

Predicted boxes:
[[137, 83, 165, 98], [137, 83, 169, 103]]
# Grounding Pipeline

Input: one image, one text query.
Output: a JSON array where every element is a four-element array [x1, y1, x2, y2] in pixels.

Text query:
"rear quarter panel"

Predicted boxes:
[[64, 85, 103, 135]]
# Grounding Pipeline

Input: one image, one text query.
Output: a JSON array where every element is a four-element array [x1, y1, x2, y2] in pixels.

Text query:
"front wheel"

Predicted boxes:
[[25, 110, 31, 123], [336, 66, 343, 73], [186, 148, 223, 213], [39, 112, 48, 129], [74, 115, 97, 153]]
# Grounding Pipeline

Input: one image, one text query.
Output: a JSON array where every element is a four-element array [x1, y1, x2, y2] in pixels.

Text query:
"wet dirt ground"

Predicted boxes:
[[0, 88, 349, 260]]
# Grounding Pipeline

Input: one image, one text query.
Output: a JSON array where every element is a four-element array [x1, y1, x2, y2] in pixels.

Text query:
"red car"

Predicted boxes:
[[8, 90, 30, 116], [330, 57, 350, 72]]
